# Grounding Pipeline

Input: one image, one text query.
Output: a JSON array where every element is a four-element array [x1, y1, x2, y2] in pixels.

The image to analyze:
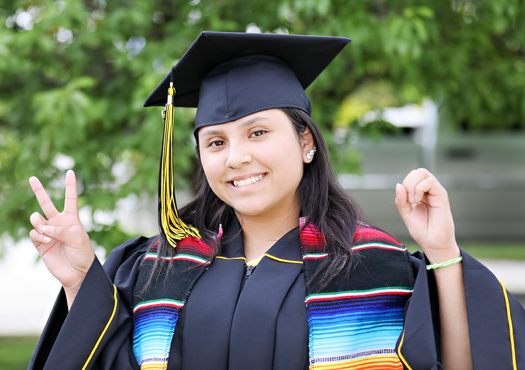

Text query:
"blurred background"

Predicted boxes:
[[1, 0, 524, 368]]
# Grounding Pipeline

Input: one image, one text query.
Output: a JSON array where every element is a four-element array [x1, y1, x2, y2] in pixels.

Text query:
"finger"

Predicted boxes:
[[414, 176, 449, 208], [395, 183, 413, 222], [64, 170, 79, 216], [402, 168, 432, 204], [43, 225, 84, 248], [29, 212, 47, 231], [29, 176, 59, 219], [413, 176, 436, 204], [29, 228, 53, 247]]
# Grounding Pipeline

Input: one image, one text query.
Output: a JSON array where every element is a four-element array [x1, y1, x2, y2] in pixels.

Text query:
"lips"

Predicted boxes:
[[232, 174, 264, 188]]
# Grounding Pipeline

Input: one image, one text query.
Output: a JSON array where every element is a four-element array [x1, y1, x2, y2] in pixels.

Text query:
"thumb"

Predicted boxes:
[[395, 183, 412, 224]]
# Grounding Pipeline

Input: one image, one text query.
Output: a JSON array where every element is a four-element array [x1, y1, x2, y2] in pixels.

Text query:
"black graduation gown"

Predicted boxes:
[[29, 231, 525, 369], [168, 225, 309, 370]]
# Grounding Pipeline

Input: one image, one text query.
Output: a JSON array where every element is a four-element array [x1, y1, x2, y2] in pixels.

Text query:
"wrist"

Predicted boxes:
[[64, 279, 85, 310], [63, 254, 94, 310], [427, 256, 462, 271], [424, 244, 461, 265]]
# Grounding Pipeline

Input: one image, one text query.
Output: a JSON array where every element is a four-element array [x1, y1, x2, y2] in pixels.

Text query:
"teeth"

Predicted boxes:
[[233, 175, 263, 188]]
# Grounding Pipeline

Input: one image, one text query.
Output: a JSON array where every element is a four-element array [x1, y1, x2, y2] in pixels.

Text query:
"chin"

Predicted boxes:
[[232, 203, 273, 219], [234, 207, 266, 218]]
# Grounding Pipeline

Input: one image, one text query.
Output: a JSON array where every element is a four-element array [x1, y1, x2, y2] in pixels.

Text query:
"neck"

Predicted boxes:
[[235, 208, 300, 262]]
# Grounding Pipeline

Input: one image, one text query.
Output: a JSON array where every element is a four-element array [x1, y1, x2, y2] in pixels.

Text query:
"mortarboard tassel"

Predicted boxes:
[[159, 82, 201, 248]]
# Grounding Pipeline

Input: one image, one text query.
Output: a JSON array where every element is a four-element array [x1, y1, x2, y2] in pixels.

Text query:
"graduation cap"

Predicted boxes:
[[145, 31, 351, 249]]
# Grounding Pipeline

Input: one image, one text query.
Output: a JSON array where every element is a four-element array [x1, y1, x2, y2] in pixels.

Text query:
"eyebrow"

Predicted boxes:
[[199, 116, 270, 139]]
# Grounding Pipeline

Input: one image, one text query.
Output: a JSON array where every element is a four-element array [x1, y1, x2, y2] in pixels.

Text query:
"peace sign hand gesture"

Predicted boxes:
[[29, 170, 94, 308]]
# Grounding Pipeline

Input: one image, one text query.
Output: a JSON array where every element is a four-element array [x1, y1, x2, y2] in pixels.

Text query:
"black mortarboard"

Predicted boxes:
[[144, 31, 351, 131], [145, 31, 350, 249]]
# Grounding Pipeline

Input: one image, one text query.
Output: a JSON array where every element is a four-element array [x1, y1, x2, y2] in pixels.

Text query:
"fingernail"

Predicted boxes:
[[408, 194, 415, 204], [43, 236, 51, 243], [38, 224, 44, 233], [43, 225, 54, 234]]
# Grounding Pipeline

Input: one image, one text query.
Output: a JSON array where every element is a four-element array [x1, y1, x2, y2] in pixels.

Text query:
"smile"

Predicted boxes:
[[232, 174, 264, 188]]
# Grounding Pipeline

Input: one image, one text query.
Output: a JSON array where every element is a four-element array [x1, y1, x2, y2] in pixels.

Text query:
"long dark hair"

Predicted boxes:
[[151, 107, 364, 287]]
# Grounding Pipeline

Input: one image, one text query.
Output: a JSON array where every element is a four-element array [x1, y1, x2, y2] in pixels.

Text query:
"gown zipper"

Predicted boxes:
[[240, 264, 256, 291], [245, 264, 256, 280]]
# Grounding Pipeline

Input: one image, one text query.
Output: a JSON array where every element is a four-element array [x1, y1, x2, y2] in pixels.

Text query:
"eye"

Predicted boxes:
[[207, 139, 225, 148], [250, 130, 266, 138]]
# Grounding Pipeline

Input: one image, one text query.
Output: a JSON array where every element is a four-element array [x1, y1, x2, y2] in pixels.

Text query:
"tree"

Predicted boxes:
[[1, 0, 524, 253]]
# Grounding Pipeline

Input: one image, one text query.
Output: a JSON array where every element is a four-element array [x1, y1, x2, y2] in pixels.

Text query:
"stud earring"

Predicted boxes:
[[306, 147, 317, 160]]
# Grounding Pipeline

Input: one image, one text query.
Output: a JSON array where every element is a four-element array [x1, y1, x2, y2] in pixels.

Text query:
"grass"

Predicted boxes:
[[0, 336, 39, 370], [405, 242, 525, 260]]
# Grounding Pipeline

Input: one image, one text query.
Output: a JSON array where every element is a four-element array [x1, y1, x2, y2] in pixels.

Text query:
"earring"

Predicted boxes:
[[306, 147, 317, 160]]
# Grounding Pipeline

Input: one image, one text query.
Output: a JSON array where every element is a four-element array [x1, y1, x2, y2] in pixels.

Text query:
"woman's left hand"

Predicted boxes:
[[395, 168, 460, 263]]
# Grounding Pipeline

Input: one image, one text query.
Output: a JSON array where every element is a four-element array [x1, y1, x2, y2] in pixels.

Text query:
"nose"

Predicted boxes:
[[225, 141, 252, 168]]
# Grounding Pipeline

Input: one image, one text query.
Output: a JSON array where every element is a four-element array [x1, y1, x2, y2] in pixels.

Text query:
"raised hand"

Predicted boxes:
[[394, 168, 460, 264], [29, 170, 94, 307]]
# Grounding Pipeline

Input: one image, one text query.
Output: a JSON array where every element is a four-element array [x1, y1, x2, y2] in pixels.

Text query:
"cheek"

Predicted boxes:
[[282, 142, 305, 168], [265, 144, 304, 182], [201, 158, 231, 205], [200, 155, 223, 186]]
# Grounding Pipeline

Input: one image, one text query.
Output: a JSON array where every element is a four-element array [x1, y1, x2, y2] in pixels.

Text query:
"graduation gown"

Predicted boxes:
[[29, 221, 525, 369]]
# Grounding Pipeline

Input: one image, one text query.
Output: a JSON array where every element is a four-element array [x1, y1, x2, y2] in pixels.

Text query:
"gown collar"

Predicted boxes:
[[220, 216, 302, 263]]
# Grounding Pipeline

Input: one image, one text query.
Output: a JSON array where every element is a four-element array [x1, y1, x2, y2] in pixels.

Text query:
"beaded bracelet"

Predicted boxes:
[[426, 256, 463, 270]]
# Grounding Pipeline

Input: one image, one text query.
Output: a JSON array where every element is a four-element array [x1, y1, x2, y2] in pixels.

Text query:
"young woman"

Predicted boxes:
[[28, 32, 523, 370]]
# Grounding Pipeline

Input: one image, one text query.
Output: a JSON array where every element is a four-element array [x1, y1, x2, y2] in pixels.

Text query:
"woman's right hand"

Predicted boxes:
[[29, 170, 95, 309]]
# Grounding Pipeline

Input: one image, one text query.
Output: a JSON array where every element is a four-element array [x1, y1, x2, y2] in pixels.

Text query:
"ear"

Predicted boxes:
[[301, 129, 315, 163]]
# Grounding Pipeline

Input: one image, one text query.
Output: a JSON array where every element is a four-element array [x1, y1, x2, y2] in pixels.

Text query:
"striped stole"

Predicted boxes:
[[300, 219, 414, 369], [133, 220, 414, 369], [132, 236, 213, 370]]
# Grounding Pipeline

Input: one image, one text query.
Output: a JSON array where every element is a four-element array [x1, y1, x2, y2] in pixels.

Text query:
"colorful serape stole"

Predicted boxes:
[[132, 236, 213, 370], [133, 219, 414, 369], [300, 219, 414, 369]]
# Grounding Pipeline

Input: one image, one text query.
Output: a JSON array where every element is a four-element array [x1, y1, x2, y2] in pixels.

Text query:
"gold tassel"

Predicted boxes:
[[160, 82, 201, 247]]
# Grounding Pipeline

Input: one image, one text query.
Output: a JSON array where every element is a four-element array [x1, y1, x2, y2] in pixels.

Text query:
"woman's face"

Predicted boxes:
[[198, 109, 313, 223]]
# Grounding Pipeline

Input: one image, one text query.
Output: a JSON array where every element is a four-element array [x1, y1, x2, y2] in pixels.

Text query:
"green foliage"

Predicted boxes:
[[0, 336, 39, 369], [1, 0, 524, 252]]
